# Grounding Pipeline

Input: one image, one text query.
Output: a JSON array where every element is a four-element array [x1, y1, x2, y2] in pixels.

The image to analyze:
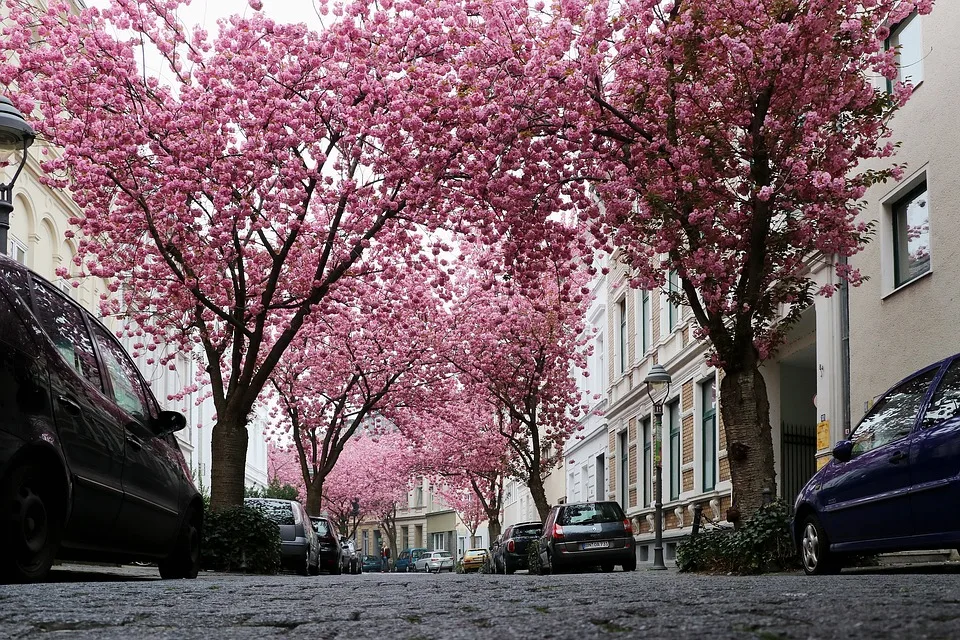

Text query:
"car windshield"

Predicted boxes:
[[513, 524, 541, 537], [311, 519, 330, 536], [559, 502, 624, 526], [246, 499, 295, 526]]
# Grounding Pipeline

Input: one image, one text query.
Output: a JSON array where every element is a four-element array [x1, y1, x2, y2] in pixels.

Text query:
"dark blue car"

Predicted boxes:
[[794, 353, 960, 574]]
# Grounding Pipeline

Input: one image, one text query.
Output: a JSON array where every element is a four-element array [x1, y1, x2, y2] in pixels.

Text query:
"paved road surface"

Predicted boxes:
[[2, 563, 959, 638]]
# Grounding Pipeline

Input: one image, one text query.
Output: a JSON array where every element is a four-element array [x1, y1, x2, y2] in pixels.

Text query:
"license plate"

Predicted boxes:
[[581, 541, 609, 550]]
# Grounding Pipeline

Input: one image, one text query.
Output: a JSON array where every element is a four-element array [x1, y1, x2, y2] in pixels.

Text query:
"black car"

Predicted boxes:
[[0, 256, 202, 583], [245, 498, 319, 576], [535, 501, 636, 573], [493, 521, 542, 574], [310, 515, 343, 574]]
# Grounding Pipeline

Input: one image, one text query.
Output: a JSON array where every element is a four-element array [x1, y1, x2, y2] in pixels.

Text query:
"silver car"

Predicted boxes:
[[244, 498, 320, 576], [415, 550, 455, 573]]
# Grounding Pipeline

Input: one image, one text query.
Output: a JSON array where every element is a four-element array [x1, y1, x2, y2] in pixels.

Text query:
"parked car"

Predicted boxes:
[[245, 498, 319, 576], [493, 522, 542, 574], [794, 353, 960, 575], [361, 554, 383, 572], [394, 547, 428, 572], [310, 516, 343, 574], [0, 256, 202, 583], [341, 538, 361, 574], [535, 501, 636, 573], [460, 548, 489, 573], [415, 550, 455, 573]]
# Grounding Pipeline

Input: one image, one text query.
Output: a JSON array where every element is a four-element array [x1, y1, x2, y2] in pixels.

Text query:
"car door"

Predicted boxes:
[[910, 357, 960, 537], [90, 323, 182, 554], [28, 278, 125, 548], [819, 367, 937, 545]]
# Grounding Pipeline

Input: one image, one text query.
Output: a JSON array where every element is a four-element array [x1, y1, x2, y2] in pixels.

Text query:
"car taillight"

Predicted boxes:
[[553, 523, 564, 540], [507, 540, 515, 552], [623, 518, 633, 535]]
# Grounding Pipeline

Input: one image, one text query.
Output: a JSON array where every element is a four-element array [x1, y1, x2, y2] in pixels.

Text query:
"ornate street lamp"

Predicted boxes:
[[644, 363, 672, 570], [0, 96, 35, 257]]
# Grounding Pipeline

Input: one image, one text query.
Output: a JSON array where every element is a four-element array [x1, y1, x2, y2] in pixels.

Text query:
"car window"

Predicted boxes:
[[90, 323, 152, 423], [513, 524, 541, 537], [922, 360, 960, 429], [30, 279, 103, 391], [851, 369, 937, 455], [558, 502, 624, 526], [246, 499, 295, 525], [433, 551, 452, 558], [312, 519, 330, 536]]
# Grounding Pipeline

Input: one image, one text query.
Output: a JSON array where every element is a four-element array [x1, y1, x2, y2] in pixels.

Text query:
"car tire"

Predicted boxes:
[[297, 548, 310, 576], [600, 563, 615, 573], [800, 514, 840, 576], [0, 463, 64, 584], [333, 560, 342, 575], [309, 556, 320, 576], [622, 555, 637, 572], [158, 506, 201, 580], [504, 558, 516, 575]]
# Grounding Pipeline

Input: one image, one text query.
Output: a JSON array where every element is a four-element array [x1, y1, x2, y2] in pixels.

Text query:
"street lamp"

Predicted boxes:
[[644, 363, 672, 570], [0, 96, 35, 257]]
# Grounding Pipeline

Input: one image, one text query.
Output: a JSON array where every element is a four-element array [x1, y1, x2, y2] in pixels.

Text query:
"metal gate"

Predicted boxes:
[[780, 422, 816, 506]]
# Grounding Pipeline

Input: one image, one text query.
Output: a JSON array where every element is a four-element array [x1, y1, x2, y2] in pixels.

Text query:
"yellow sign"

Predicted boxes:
[[816, 420, 831, 451]]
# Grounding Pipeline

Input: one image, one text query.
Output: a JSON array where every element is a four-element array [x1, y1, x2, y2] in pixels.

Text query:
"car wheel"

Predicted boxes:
[[0, 463, 64, 583], [622, 555, 637, 572], [333, 560, 342, 575], [297, 548, 310, 576], [800, 514, 840, 575], [600, 563, 615, 573], [309, 555, 320, 576], [158, 506, 201, 580], [504, 558, 515, 575]]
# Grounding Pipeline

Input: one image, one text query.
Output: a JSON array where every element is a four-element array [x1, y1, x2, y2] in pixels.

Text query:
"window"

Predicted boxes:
[[640, 289, 651, 354], [701, 378, 717, 492], [415, 486, 424, 507], [617, 297, 627, 374], [886, 13, 924, 89], [641, 417, 652, 507], [595, 454, 605, 501], [9, 237, 26, 264], [30, 279, 103, 391], [892, 182, 930, 287], [619, 430, 628, 509], [668, 400, 681, 500], [851, 369, 936, 456], [91, 323, 153, 422], [922, 361, 960, 429], [667, 270, 680, 332]]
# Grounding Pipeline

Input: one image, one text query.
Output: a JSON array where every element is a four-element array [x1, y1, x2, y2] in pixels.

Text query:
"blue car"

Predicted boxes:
[[794, 353, 960, 574]]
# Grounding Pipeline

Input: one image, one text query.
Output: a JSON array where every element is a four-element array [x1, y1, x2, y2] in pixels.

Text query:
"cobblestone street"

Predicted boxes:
[[3, 564, 960, 639]]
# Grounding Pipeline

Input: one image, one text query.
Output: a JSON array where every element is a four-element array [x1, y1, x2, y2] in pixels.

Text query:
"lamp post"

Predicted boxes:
[[0, 96, 35, 257], [644, 363, 672, 570]]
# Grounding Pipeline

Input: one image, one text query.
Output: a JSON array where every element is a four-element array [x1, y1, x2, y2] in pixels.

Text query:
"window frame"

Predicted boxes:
[[616, 297, 627, 375], [849, 367, 938, 457], [891, 181, 930, 288], [667, 270, 680, 332], [701, 378, 718, 492], [640, 289, 651, 354], [668, 400, 681, 501], [641, 416, 652, 507], [884, 11, 924, 92]]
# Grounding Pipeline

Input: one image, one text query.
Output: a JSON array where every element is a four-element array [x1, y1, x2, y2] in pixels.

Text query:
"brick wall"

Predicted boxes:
[[608, 428, 617, 495], [628, 416, 636, 442]]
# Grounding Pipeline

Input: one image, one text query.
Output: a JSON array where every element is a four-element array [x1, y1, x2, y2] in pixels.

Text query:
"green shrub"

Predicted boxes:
[[676, 500, 800, 574], [201, 505, 282, 574]]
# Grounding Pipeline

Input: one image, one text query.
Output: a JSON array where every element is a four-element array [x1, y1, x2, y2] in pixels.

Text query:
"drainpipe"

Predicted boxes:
[[839, 255, 851, 436]]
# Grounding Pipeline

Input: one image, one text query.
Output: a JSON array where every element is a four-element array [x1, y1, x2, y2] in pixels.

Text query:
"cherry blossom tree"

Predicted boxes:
[[439, 483, 487, 549], [446, 247, 592, 521], [1, 0, 588, 510], [265, 263, 451, 517], [553, 0, 935, 517]]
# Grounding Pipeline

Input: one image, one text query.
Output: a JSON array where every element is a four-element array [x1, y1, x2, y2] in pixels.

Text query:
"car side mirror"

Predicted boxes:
[[153, 410, 187, 437], [832, 440, 854, 463]]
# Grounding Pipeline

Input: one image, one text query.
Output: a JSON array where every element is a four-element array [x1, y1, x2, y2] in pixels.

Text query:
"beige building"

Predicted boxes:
[[847, 6, 960, 422]]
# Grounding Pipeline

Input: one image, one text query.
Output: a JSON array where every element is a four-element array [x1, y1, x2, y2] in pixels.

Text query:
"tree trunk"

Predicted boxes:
[[209, 411, 250, 512], [485, 513, 502, 546], [719, 363, 777, 524], [305, 481, 323, 517], [528, 475, 550, 521]]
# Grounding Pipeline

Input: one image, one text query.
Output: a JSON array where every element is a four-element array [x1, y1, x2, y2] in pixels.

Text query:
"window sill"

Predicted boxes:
[[882, 269, 932, 300]]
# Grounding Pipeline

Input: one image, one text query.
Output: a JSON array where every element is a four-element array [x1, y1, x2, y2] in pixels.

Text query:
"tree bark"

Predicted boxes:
[[528, 475, 551, 521], [719, 362, 777, 523], [304, 481, 323, 517], [485, 514, 502, 546], [209, 410, 250, 512]]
